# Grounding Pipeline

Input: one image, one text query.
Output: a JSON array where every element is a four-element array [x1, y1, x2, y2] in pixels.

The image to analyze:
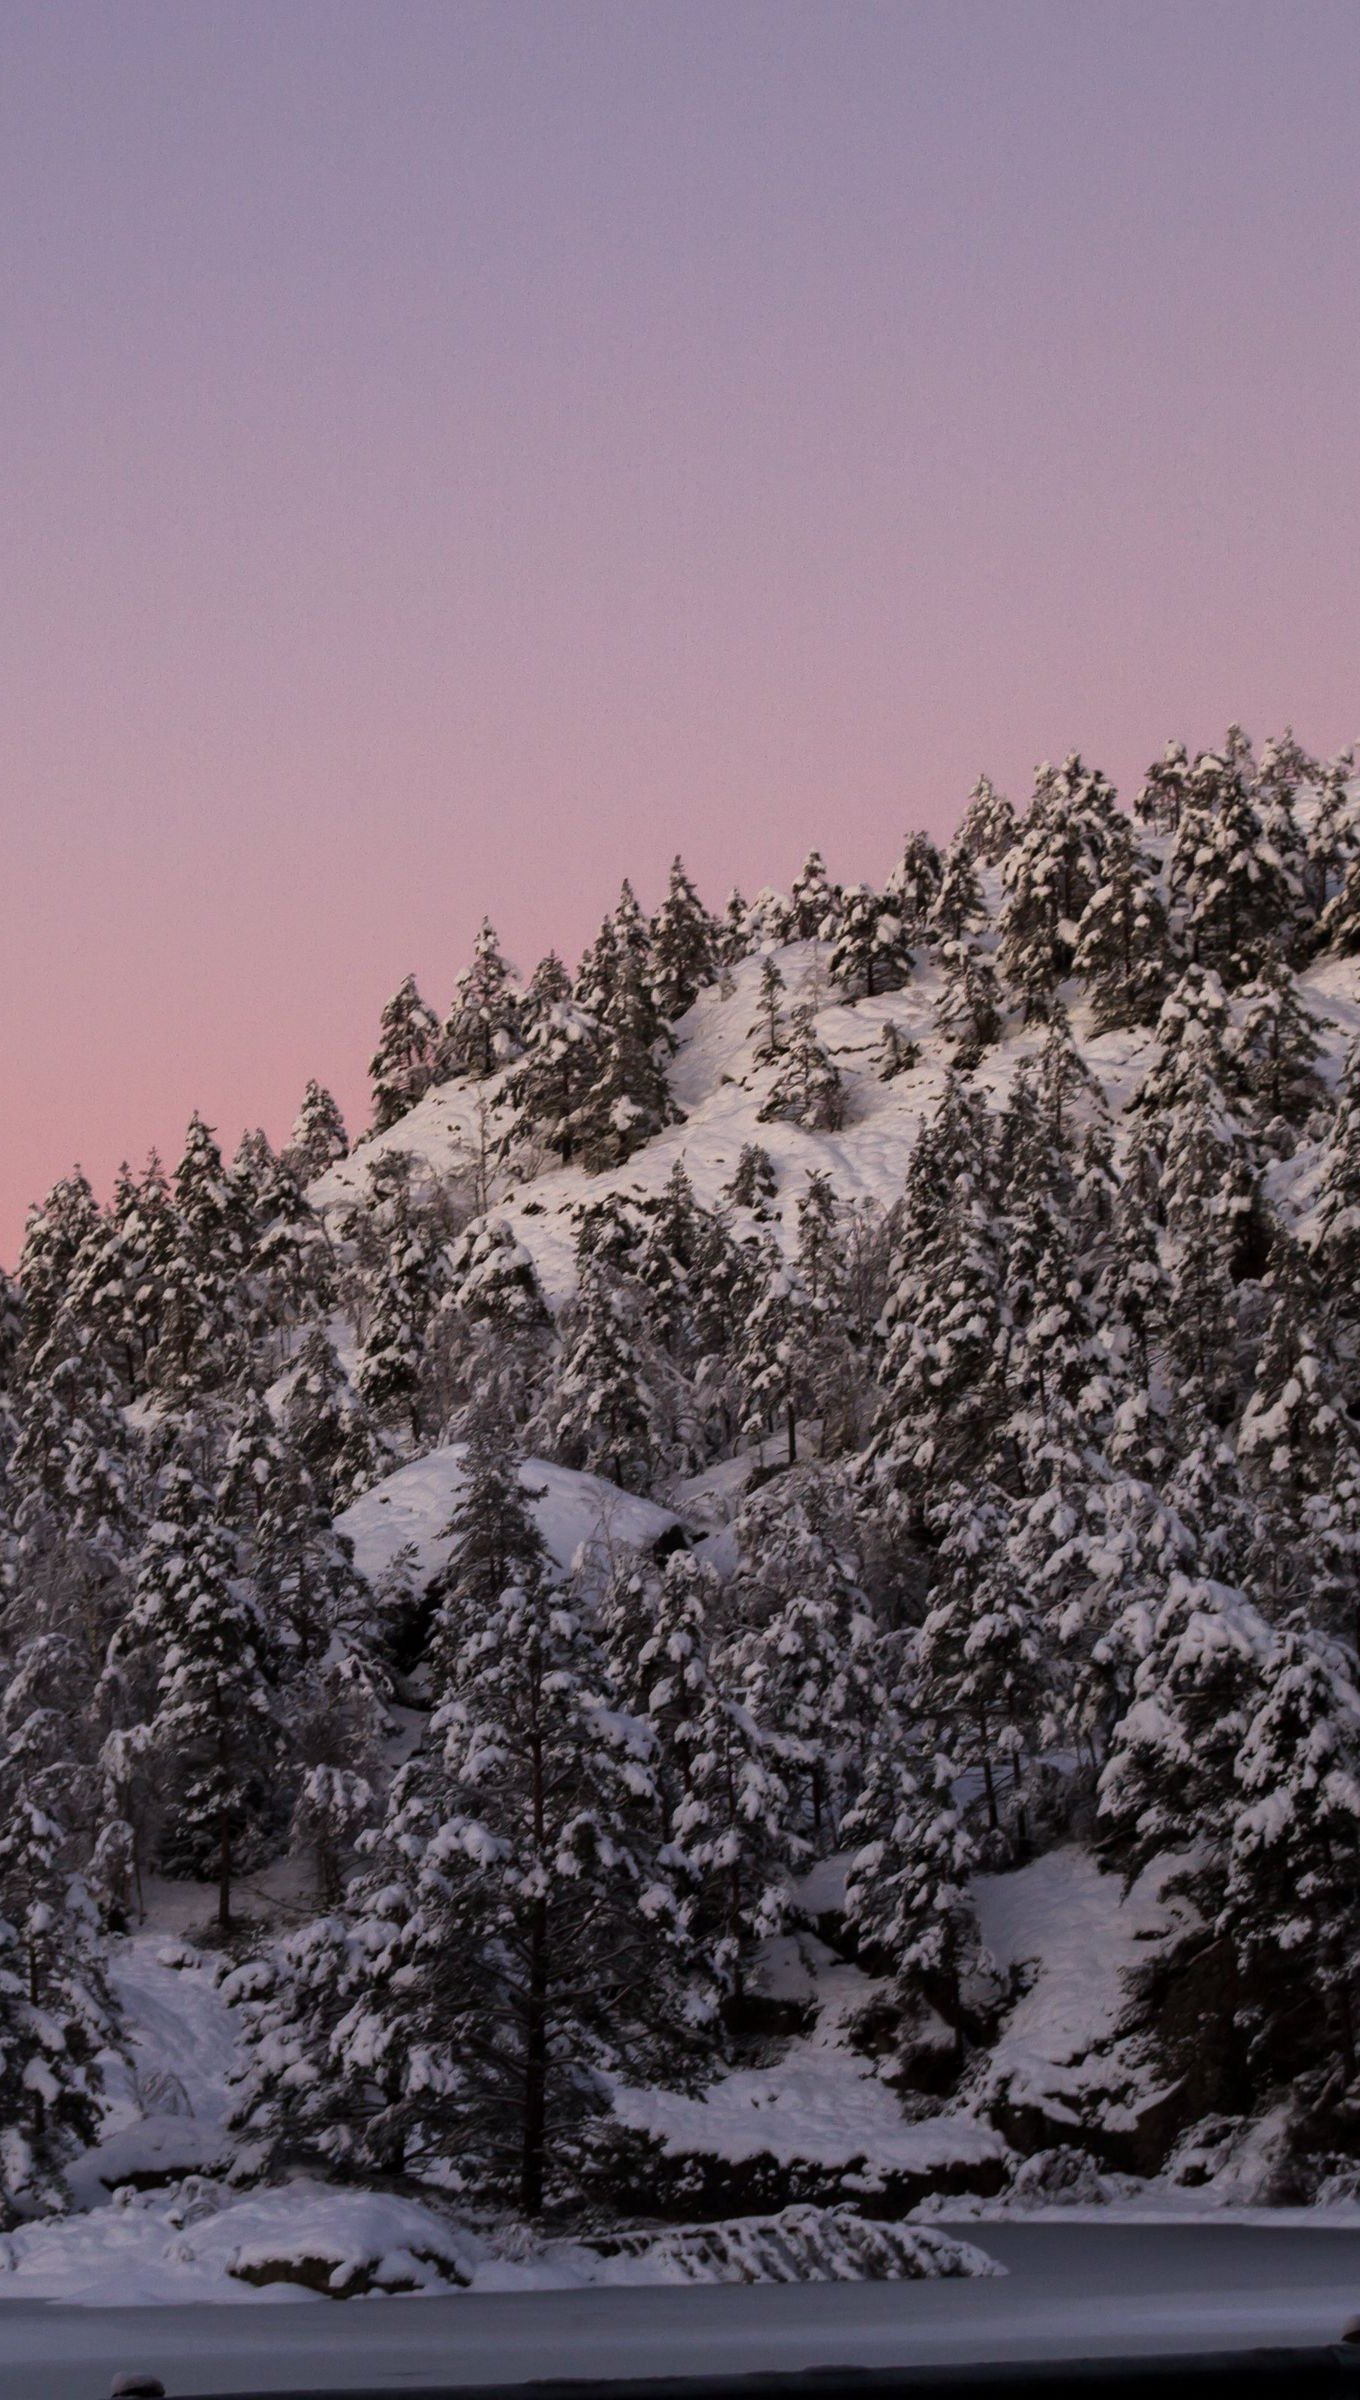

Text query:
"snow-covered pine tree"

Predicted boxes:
[[0, 1770, 113, 2223], [1219, 1620, 1360, 2080], [918, 1483, 1052, 1842], [1235, 950, 1327, 1130], [927, 836, 989, 946], [1070, 814, 1173, 1033], [956, 774, 1017, 862], [1306, 749, 1359, 925], [996, 754, 1119, 1017], [650, 856, 718, 1021], [757, 1003, 845, 1131], [933, 940, 1003, 1068], [841, 1719, 976, 2036], [368, 974, 440, 1133], [123, 1461, 280, 1929], [827, 885, 912, 1000], [1134, 738, 1191, 832], [16, 1173, 100, 1370], [545, 1262, 663, 1493], [287, 1079, 349, 1181], [884, 831, 943, 937], [567, 895, 678, 1171], [750, 955, 787, 1063], [788, 850, 840, 941], [149, 1114, 247, 1397], [1098, 1568, 1274, 1894], [1169, 750, 1297, 986], [439, 919, 522, 1082]]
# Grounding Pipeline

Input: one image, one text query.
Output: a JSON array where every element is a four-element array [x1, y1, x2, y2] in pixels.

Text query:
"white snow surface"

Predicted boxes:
[[336, 1442, 682, 1590], [310, 934, 1360, 1316], [612, 1936, 1006, 2183], [970, 1847, 1191, 2133]]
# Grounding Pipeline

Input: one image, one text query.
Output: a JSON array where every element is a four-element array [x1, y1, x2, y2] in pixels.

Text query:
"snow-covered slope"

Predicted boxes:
[[337, 1442, 684, 1589]]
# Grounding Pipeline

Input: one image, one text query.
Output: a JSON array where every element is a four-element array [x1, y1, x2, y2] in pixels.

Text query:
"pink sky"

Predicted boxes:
[[2, 0, 1358, 1259]]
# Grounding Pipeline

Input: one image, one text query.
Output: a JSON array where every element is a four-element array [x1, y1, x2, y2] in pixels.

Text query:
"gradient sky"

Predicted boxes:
[[2, 0, 1358, 1259]]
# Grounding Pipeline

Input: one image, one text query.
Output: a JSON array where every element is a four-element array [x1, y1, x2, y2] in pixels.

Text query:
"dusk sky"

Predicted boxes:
[[2, 0, 1358, 1258]]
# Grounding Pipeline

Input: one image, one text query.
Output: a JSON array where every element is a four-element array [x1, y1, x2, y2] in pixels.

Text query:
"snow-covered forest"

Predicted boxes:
[[8, 723, 1360, 2280]]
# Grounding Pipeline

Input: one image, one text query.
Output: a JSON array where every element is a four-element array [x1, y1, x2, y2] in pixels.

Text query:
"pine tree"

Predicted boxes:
[[789, 850, 840, 941], [933, 941, 1003, 1067], [567, 895, 677, 1171], [918, 1485, 1051, 1840], [1134, 739, 1191, 832], [1306, 749, 1358, 924], [957, 774, 1017, 862], [927, 837, 989, 946], [651, 857, 718, 1021], [1235, 950, 1326, 1128], [827, 885, 912, 1000], [1169, 751, 1296, 986], [726, 1143, 778, 1215], [758, 1004, 845, 1131], [1071, 816, 1172, 1033], [16, 1173, 100, 1369], [368, 975, 440, 1132], [1098, 1568, 1273, 1889], [1219, 1621, 1360, 2079], [354, 1165, 454, 1438], [997, 755, 1119, 1017], [440, 919, 522, 1082], [150, 1115, 246, 1396], [751, 956, 787, 1063], [287, 1079, 349, 1182], [546, 1264, 662, 1493], [842, 1724, 976, 2026], [124, 1463, 279, 1929], [884, 831, 943, 935], [284, 1330, 383, 1512], [0, 1769, 113, 2222]]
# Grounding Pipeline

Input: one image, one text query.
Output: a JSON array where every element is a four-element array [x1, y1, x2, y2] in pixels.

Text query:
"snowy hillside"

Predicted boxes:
[[11, 733, 1360, 2295]]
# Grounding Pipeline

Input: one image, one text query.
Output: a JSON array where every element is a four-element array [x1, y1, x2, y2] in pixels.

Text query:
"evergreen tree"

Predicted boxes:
[[1071, 815, 1172, 1033], [842, 1724, 976, 2027], [726, 1142, 778, 1216], [1220, 1621, 1360, 2080], [16, 1174, 100, 1369], [124, 1463, 279, 1928], [1170, 751, 1296, 986], [1306, 749, 1359, 924], [956, 774, 1017, 862], [368, 975, 440, 1132], [440, 919, 522, 1082], [918, 1485, 1051, 1840], [546, 1265, 663, 1493], [0, 1770, 112, 2222], [758, 1004, 845, 1131], [751, 956, 787, 1063], [997, 755, 1119, 1017], [827, 885, 913, 1000], [789, 850, 840, 941], [1134, 739, 1191, 832], [1235, 951, 1326, 1128], [927, 837, 989, 946], [933, 941, 1003, 1067], [651, 856, 718, 1020], [884, 831, 943, 935], [1098, 1568, 1273, 1888], [287, 1080, 349, 1182]]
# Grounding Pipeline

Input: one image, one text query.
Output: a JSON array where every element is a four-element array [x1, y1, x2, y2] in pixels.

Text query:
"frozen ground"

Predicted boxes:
[[4, 2224, 1360, 2397]]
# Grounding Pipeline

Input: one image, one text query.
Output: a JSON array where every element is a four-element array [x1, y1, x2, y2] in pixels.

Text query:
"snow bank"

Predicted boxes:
[[556, 2207, 1002, 2284], [613, 1943, 1006, 2187], [337, 1442, 683, 1589], [970, 1847, 1189, 2148]]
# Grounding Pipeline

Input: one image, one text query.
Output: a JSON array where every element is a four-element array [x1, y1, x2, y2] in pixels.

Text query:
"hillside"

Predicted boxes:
[[7, 734, 1360, 2295]]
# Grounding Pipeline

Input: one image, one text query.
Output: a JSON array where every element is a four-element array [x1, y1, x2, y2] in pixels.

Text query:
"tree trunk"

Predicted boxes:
[[521, 1894, 549, 2216], [786, 1401, 797, 1468], [977, 1712, 999, 1833]]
